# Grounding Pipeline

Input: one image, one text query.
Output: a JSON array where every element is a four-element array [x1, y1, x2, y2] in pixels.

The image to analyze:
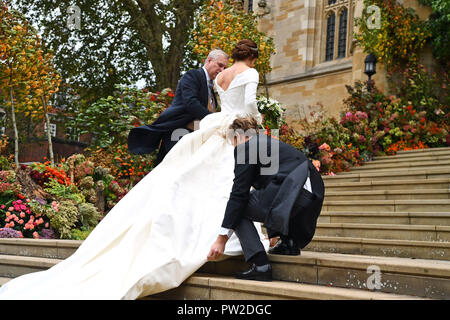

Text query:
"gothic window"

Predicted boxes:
[[338, 8, 348, 58], [241, 0, 253, 13], [323, 0, 353, 62], [325, 13, 335, 61]]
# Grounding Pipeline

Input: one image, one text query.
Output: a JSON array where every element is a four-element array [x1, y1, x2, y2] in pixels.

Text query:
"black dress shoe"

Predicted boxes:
[[235, 263, 272, 282], [268, 238, 301, 256]]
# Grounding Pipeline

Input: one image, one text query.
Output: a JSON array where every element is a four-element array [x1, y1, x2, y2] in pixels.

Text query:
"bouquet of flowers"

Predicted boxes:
[[257, 96, 286, 129]]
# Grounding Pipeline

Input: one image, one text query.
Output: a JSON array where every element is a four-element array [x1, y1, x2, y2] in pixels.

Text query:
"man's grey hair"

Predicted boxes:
[[206, 49, 229, 62]]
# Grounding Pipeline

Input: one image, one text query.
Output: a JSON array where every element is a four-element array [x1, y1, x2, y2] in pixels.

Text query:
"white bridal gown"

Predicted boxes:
[[0, 68, 269, 300]]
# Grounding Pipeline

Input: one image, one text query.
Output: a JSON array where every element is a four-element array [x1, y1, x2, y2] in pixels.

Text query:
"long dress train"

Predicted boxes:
[[0, 67, 267, 300]]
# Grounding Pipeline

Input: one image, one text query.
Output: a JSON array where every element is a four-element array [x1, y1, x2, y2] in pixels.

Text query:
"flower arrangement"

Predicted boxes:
[[386, 138, 428, 155], [0, 170, 21, 199], [0, 227, 22, 238], [257, 96, 286, 129], [27, 161, 72, 187], [0, 198, 49, 239]]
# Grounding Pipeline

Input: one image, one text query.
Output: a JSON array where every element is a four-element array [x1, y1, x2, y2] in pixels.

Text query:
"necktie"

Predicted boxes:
[[207, 79, 216, 112]]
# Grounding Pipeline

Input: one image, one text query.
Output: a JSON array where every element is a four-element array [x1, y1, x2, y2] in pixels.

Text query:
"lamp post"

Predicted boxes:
[[364, 53, 377, 92]]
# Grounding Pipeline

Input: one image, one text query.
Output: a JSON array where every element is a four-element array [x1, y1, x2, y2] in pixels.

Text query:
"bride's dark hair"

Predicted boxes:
[[231, 39, 259, 61]]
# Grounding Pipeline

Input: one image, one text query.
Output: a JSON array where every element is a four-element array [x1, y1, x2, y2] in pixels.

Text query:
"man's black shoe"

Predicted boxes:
[[268, 238, 301, 256], [235, 263, 272, 282]]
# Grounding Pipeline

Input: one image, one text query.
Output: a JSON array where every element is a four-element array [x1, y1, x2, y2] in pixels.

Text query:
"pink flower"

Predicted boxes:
[[0, 205, 4, 209], [9, 221, 14, 227], [45, 222, 49, 228], [20, 212, 25, 218], [312, 160, 321, 171], [8, 207, 13, 211], [16, 200, 22, 204], [51, 201, 60, 212], [319, 143, 331, 152], [18, 219, 24, 225], [328, 172, 336, 176], [32, 232, 39, 239]]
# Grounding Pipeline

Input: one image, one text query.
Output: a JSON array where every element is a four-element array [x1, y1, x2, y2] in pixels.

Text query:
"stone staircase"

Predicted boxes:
[[1, 147, 450, 299]]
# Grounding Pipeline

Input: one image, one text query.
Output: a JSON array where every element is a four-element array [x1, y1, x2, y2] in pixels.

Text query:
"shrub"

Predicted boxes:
[[43, 179, 85, 204], [43, 200, 78, 239], [78, 202, 102, 229], [0, 227, 22, 238], [0, 198, 49, 239]]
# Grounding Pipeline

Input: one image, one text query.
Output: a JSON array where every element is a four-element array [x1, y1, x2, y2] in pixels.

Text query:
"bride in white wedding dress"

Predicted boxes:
[[0, 40, 269, 300]]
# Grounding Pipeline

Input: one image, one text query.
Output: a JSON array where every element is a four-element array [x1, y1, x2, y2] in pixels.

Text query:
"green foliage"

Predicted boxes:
[[68, 85, 169, 149], [419, 0, 450, 66], [70, 227, 92, 240], [43, 178, 85, 204], [78, 202, 101, 229], [355, 0, 430, 70], [391, 63, 449, 124], [44, 200, 78, 239], [190, 0, 276, 79]]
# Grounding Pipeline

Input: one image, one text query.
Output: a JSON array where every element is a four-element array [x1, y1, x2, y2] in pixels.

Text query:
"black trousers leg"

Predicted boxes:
[[233, 190, 268, 262], [155, 128, 192, 166]]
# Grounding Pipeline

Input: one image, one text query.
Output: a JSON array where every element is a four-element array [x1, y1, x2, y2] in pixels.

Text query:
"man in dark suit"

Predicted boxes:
[[207, 117, 325, 281], [128, 49, 229, 165]]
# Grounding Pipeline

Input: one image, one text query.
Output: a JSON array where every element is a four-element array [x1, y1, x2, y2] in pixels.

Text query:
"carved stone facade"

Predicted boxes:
[[254, 0, 432, 130]]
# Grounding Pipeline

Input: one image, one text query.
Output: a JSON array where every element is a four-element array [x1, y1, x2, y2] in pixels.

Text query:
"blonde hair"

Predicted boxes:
[[223, 116, 260, 144]]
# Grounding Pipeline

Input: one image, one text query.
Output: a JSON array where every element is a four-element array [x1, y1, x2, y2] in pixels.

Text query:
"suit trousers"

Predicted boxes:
[[155, 127, 194, 166], [234, 189, 268, 262]]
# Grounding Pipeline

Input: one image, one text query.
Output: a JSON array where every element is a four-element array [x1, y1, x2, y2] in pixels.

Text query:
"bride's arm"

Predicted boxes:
[[244, 78, 263, 125]]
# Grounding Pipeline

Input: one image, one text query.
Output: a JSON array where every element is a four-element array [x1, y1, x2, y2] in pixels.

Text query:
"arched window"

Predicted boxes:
[[325, 13, 336, 61], [338, 8, 348, 58]]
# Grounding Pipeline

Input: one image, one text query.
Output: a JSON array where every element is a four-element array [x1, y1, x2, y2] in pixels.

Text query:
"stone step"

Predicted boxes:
[[322, 168, 450, 182], [348, 160, 450, 173], [318, 211, 450, 226], [305, 236, 450, 260], [0, 239, 80, 260], [374, 148, 450, 161], [316, 223, 450, 242], [325, 189, 450, 201], [148, 273, 426, 300], [398, 147, 450, 154], [0, 253, 427, 300], [197, 251, 450, 299], [323, 199, 450, 212], [367, 154, 450, 166], [0, 254, 60, 278], [324, 178, 450, 191], [335, 166, 450, 177]]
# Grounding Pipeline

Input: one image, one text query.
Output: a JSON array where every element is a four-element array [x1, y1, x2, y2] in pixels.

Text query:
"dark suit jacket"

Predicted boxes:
[[222, 134, 325, 249], [127, 68, 214, 155]]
